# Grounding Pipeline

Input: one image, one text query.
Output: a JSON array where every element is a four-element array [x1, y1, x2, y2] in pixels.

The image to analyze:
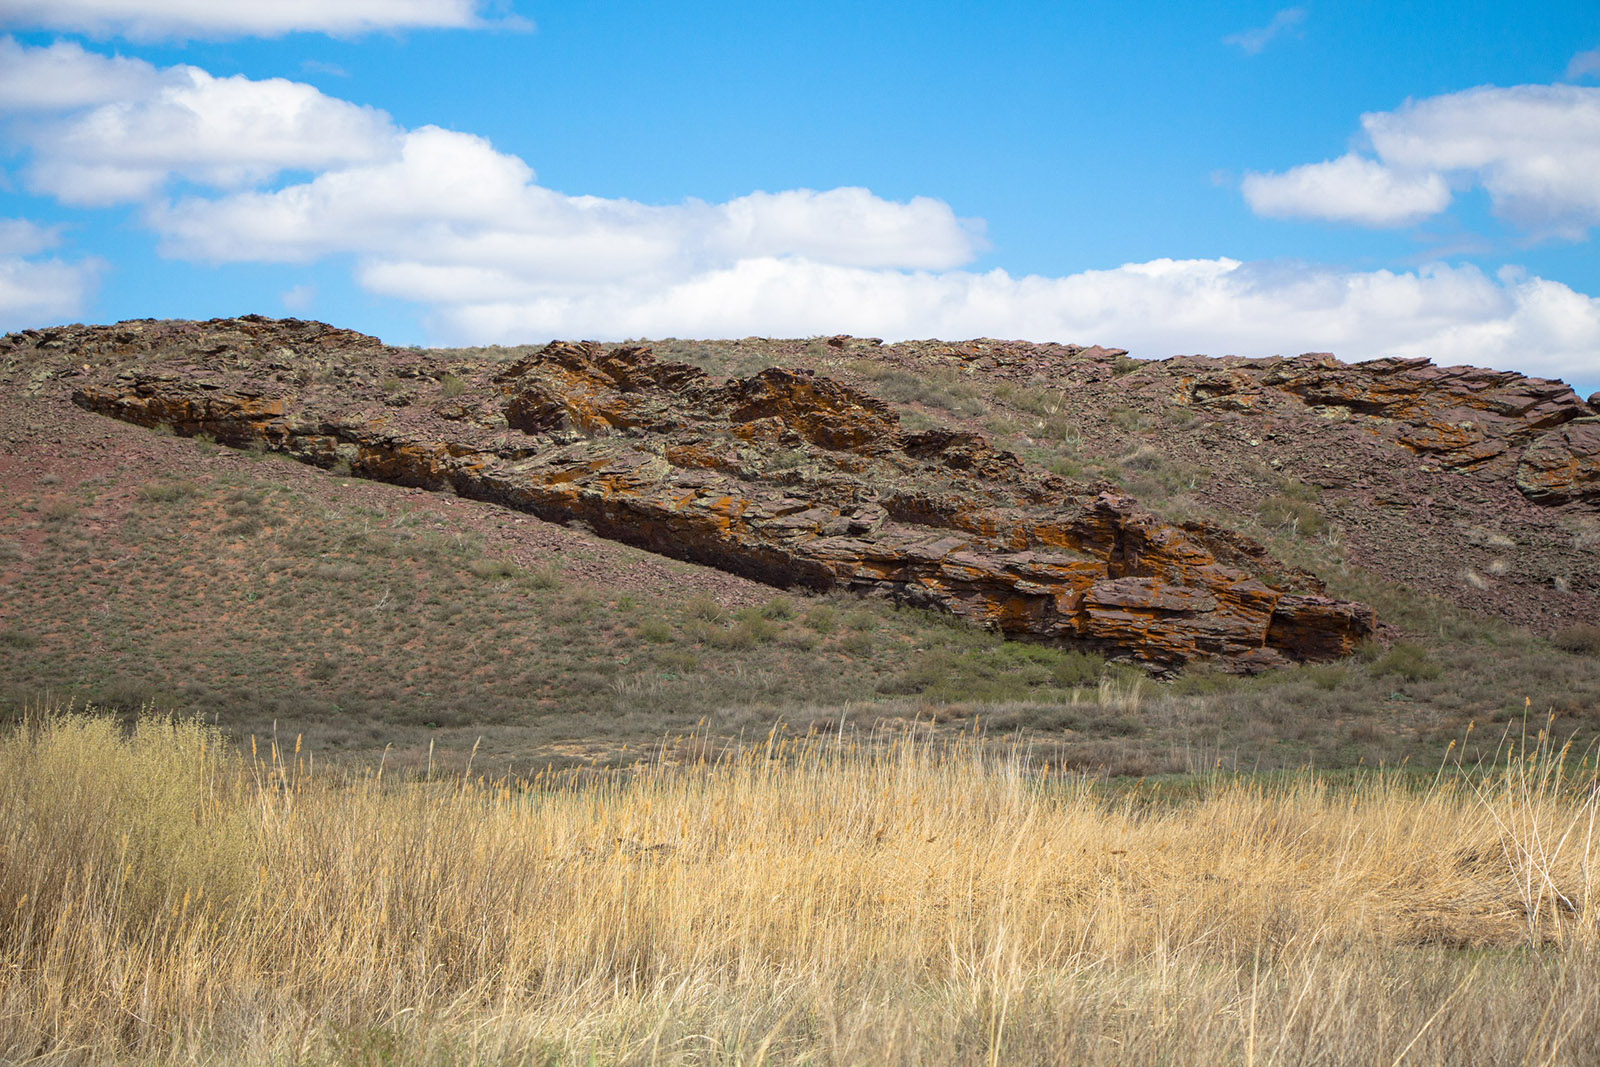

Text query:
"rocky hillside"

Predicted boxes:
[[656, 334, 1599, 636], [4, 315, 1600, 773], [0, 316, 1386, 674], [5, 317, 1598, 671]]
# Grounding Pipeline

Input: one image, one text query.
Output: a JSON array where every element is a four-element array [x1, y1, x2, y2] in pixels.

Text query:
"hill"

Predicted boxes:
[[2, 317, 1597, 774]]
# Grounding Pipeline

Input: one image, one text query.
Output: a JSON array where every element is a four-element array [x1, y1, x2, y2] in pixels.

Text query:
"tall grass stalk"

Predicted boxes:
[[2, 712, 1597, 1064]]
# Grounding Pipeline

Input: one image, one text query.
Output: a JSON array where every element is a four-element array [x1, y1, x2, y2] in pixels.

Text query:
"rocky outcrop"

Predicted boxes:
[[61, 330, 1376, 672], [1156, 353, 1597, 496], [1517, 419, 1600, 506]]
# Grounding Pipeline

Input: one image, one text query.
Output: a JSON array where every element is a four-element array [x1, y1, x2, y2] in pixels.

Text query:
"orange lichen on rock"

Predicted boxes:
[[69, 332, 1377, 672], [1162, 352, 1597, 494], [1516, 418, 1600, 505]]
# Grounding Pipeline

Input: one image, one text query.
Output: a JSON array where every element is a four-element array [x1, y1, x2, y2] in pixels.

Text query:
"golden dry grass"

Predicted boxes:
[[2, 713, 1597, 1064]]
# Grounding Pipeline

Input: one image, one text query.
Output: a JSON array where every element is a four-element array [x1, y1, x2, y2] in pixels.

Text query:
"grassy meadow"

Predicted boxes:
[[3, 711, 1598, 1064]]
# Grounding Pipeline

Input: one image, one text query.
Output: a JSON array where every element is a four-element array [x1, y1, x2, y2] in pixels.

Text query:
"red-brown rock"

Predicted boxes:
[[1516, 419, 1600, 506], [1157, 352, 1594, 494], [62, 331, 1375, 672]]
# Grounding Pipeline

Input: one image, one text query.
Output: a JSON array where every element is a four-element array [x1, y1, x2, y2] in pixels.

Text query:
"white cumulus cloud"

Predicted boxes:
[[1364, 85, 1600, 237], [0, 0, 517, 41], [1568, 48, 1600, 82], [1243, 84, 1600, 237], [0, 37, 163, 110], [0, 217, 101, 330], [6, 42, 1596, 391], [0, 216, 62, 255], [396, 257, 1600, 388], [1242, 153, 1451, 226], [138, 102, 1600, 387], [149, 126, 988, 281], [0, 40, 402, 205]]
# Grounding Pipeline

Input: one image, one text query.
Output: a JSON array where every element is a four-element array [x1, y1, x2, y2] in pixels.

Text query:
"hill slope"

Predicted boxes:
[[2, 318, 1597, 773]]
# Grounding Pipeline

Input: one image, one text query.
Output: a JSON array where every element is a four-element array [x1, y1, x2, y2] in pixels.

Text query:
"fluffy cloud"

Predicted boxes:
[[0, 0, 513, 40], [1242, 153, 1451, 226], [0, 41, 401, 205], [151, 126, 987, 279], [1243, 85, 1600, 237], [0, 37, 162, 110], [20, 73, 397, 205], [141, 115, 1600, 386], [0, 216, 62, 255], [1364, 86, 1600, 236], [396, 258, 1600, 387], [0, 217, 101, 329], [7, 42, 1596, 389]]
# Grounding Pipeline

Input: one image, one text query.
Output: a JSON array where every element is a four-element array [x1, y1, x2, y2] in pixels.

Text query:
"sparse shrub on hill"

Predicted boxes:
[[686, 595, 729, 624], [758, 595, 796, 620], [1370, 641, 1443, 682], [634, 618, 672, 643], [136, 479, 195, 503], [466, 557, 521, 581], [5, 400, 1600, 777], [1256, 488, 1329, 538], [845, 359, 988, 418], [1554, 624, 1600, 656]]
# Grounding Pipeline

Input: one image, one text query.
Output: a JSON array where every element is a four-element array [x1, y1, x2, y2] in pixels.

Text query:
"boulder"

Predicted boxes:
[[1516, 418, 1600, 506]]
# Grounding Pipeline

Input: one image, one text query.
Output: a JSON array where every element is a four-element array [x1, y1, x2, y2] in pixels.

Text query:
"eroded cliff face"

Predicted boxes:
[[36, 321, 1377, 673]]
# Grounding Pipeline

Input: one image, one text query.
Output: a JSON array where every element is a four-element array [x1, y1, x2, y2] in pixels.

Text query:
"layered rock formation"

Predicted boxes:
[[58, 327, 1376, 672], [1158, 354, 1600, 505], [1515, 418, 1600, 505], [827, 339, 1599, 510]]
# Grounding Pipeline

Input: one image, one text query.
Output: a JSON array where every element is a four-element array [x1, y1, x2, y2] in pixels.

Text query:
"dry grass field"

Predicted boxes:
[[3, 712, 1597, 1065]]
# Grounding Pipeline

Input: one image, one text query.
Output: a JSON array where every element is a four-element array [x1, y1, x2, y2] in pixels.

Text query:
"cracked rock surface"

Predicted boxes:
[[2, 318, 1383, 672]]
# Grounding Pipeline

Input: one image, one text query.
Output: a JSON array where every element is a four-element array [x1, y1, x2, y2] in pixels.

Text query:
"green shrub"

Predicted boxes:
[[781, 628, 820, 650], [686, 596, 729, 623], [1051, 649, 1106, 687], [839, 631, 874, 654], [1369, 642, 1441, 681], [636, 619, 672, 644], [521, 565, 561, 590], [137, 481, 195, 503], [759, 596, 797, 620], [802, 605, 839, 634], [707, 617, 777, 650], [1256, 494, 1328, 538], [1108, 406, 1147, 432], [467, 558, 520, 581]]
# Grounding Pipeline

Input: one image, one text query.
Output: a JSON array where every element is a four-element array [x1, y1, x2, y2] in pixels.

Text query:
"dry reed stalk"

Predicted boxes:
[[0, 712, 1596, 1064]]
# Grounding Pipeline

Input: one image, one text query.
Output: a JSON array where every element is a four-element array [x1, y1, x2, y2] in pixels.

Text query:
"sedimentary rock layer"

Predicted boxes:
[[1155, 353, 1600, 504], [65, 331, 1375, 672]]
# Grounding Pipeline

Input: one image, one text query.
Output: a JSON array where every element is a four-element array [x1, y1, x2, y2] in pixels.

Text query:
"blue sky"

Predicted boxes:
[[1, 1, 1597, 394]]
